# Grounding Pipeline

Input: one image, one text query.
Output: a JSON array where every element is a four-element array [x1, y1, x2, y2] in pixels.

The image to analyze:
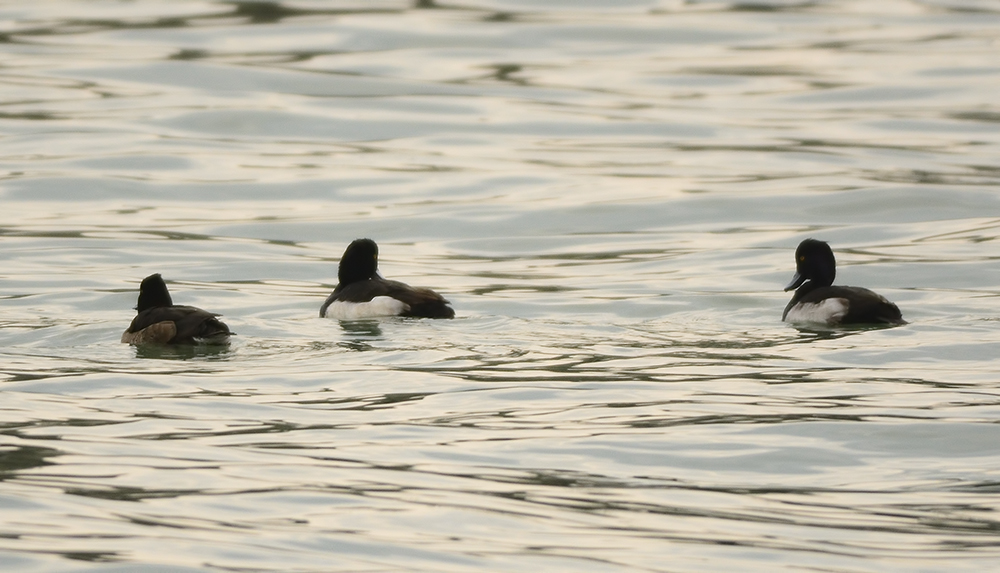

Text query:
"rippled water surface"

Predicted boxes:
[[3, 1, 1000, 571]]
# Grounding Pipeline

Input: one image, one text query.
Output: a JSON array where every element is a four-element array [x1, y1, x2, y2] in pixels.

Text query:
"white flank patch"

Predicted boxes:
[[785, 298, 849, 325], [324, 296, 409, 319]]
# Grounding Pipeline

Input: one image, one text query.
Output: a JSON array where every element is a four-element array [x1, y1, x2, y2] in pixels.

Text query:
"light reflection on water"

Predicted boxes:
[[2, 0, 1000, 571]]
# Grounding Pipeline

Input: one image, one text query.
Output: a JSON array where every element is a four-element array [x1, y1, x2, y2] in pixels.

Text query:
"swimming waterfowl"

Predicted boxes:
[[320, 238, 455, 319], [121, 274, 233, 344], [783, 239, 905, 326]]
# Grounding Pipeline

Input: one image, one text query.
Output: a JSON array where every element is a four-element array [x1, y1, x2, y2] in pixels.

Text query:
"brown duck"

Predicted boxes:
[[122, 274, 233, 344]]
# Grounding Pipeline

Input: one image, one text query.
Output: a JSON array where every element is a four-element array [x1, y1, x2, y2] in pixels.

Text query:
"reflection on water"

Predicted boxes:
[[0, 445, 60, 476], [2, 0, 1000, 571], [132, 343, 235, 361], [337, 319, 384, 351]]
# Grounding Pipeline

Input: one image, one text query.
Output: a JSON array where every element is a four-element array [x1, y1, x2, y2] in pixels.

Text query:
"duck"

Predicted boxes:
[[783, 238, 905, 326], [121, 274, 233, 344], [320, 238, 455, 320]]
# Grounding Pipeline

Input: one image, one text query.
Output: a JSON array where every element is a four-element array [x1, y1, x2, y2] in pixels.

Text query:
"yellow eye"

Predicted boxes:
[[799, 256, 805, 262]]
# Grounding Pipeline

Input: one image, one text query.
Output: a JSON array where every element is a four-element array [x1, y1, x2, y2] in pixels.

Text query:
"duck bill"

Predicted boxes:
[[784, 272, 805, 291]]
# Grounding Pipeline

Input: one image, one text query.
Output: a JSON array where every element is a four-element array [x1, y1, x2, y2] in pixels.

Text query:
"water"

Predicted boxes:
[[2, 0, 1000, 571]]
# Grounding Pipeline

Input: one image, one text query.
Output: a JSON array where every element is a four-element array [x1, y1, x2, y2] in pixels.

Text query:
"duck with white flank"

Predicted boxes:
[[320, 238, 455, 320], [783, 239, 905, 326], [121, 274, 233, 344]]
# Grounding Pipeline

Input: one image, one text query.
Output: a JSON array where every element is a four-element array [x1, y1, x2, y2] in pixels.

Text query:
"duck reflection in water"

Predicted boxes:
[[338, 319, 384, 352]]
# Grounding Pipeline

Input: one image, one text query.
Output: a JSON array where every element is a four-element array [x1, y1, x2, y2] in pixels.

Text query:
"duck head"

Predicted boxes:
[[339, 238, 380, 286], [136, 273, 174, 311], [784, 238, 836, 291]]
